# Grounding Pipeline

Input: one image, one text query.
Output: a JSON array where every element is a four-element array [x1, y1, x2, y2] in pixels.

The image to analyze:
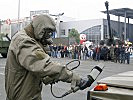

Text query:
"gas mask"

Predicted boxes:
[[40, 29, 54, 45]]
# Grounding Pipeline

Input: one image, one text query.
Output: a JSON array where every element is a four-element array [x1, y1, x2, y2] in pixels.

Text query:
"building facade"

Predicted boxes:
[[1, 17, 133, 44], [59, 19, 133, 44]]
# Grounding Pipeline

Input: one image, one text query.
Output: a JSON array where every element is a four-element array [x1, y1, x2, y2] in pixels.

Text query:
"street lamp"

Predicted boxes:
[[0, 19, 1, 33], [49, 13, 64, 38]]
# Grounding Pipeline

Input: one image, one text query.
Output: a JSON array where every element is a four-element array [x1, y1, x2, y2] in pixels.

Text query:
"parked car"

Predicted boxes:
[[88, 71, 133, 100]]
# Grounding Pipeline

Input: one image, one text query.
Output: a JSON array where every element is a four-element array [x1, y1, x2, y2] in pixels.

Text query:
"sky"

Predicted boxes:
[[0, 0, 133, 22]]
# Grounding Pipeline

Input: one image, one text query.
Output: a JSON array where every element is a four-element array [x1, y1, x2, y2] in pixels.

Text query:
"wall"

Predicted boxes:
[[59, 19, 103, 37], [103, 19, 133, 42]]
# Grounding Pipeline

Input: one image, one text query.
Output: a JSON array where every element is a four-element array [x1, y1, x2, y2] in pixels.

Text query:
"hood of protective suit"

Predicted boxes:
[[32, 14, 56, 40]]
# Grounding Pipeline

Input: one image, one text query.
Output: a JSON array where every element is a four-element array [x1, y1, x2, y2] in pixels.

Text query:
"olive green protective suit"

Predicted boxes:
[[5, 15, 81, 100]]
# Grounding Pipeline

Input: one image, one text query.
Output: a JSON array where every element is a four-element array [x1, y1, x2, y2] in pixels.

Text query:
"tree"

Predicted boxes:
[[69, 28, 80, 44]]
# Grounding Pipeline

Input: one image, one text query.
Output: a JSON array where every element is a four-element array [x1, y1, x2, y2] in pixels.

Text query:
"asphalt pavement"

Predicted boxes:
[[0, 56, 133, 100]]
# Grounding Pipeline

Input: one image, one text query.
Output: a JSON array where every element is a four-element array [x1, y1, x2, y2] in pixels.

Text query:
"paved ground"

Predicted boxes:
[[0, 56, 133, 100]]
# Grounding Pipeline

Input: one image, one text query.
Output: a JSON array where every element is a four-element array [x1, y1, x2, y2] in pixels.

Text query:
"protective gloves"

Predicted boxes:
[[78, 63, 105, 90], [78, 75, 94, 90]]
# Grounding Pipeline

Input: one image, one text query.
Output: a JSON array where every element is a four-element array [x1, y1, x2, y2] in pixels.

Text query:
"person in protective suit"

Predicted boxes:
[[5, 15, 92, 100]]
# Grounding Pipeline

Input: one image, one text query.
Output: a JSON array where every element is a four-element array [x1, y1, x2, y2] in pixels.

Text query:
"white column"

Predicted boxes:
[[124, 11, 127, 40], [101, 24, 104, 40], [56, 16, 60, 38], [118, 16, 120, 39]]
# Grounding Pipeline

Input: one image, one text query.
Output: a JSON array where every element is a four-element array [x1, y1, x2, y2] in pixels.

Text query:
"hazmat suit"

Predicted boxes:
[[5, 15, 82, 100]]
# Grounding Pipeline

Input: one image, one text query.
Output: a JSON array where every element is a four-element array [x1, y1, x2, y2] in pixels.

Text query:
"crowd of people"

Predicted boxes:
[[49, 43, 133, 64]]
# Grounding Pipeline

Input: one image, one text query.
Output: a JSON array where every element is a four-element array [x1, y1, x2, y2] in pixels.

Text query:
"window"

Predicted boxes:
[[68, 29, 71, 33], [61, 29, 65, 35], [104, 25, 119, 39], [81, 25, 101, 44]]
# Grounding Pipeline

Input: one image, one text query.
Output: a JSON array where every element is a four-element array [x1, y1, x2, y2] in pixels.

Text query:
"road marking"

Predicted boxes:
[[0, 72, 4, 75]]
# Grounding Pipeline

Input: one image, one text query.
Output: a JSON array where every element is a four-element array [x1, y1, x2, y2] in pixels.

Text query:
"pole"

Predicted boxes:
[[118, 16, 120, 39], [127, 18, 129, 40], [0, 19, 1, 33], [105, 1, 112, 39], [49, 13, 64, 38], [18, 0, 20, 31], [56, 15, 60, 37], [124, 11, 127, 40]]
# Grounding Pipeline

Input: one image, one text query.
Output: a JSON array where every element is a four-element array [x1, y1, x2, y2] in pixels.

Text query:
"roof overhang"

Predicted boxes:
[[102, 8, 133, 19]]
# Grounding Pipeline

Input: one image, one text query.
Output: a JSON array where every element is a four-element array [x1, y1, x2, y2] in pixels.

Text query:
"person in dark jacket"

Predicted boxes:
[[119, 44, 125, 63], [114, 45, 120, 63], [53, 44, 58, 58], [60, 44, 64, 58], [101, 45, 109, 61], [109, 44, 115, 61]]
